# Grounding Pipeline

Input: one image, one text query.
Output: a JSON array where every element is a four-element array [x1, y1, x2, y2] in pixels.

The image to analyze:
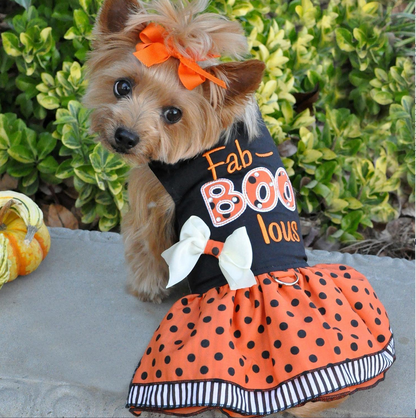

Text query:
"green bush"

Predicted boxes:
[[0, 0, 414, 241]]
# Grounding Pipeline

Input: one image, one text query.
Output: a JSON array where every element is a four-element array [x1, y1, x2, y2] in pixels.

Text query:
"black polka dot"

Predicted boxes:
[[290, 346, 299, 355], [190, 330, 197, 337], [319, 279, 327, 286], [330, 273, 338, 278], [248, 176, 256, 184], [146, 347, 152, 355], [336, 299, 343, 306], [234, 304, 240, 313], [155, 334, 161, 341], [368, 340, 373, 348], [266, 316, 272, 325], [167, 313, 173, 320], [141, 372, 148, 380], [354, 302, 363, 310], [244, 316, 252, 324], [247, 341, 255, 349], [229, 341, 235, 349], [239, 358, 244, 367], [156, 370, 162, 378], [305, 275, 310, 282], [291, 299, 299, 307], [245, 375, 249, 383], [375, 318, 381, 325], [170, 326, 178, 333], [351, 320, 359, 327], [286, 311, 295, 317], [370, 303, 374, 310], [318, 307, 326, 315], [254, 300, 260, 308], [285, 364, 293, 373], [228, 367, 235, 376], [262, 350, 270, 359], [304, 290, 312, 297], [187, 354, 196, 362], [309, 302, 316, 309], [351, 343, 358, 351], [244, 291, 250, 299], [214, 352, 223, 361], [323, 322, 331, 329], [316, 338, 325, 346], [365, 288, 370, 295], [270, 300, 279, 307], [201, 339, 210, 348], [377, 335, 385, 343], [152, 359, 156, 367], [334, 346, 341, 354], [181, 298, 188, 306], [159, 344, 165, 352], [319, 292, 327, 300], [207, 298, 215, 304], [252, 365, 260, 373], [183, 307, 191, 314], [304, 316, 313, 323], [258, 325, 265, 333], [175, 368, 183, 377], [377, 307, 382, 315], [339, 266, 347, 270], [272, 358, 276, 366], [274, 340, 282, 349], [335, 314, 342, 321], [212, 247, 219, 256], [164, 356, 171, 364], [309, 355, 318, 363], [280, 322, 288, 331], [174, 340, 182, 345], [352, 286, 359, 292], [337, 332, 343, 341], [216, 327, 224, 335], [344, 273, 351, 278], [334, 287, 341, 293], [266, 375, 274, 384], [203, 316, 212, 323], [297, 330, 306, 338], [351, 334, 359, 339], [200, 366, 209, 374], [315, 271, 323, 277], [263, 278, 272, 285], [187, 322, 195, 330], [234, 330, 241, 338]]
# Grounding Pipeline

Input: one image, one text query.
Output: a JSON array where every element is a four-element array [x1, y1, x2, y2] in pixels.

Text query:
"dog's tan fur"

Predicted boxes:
[[85, 0, 345, 414]]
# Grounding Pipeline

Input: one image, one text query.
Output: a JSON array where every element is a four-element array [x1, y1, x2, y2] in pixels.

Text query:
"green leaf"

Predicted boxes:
[[98, 216, 118, 232], [37, 93, 60, 109], [12, 0, 32, 10], [74, 9, 90, 32], [7, 145, 36, 163], [37, 155, 58, 174], [335, 28, 355, 52], [6, 160, 34, 177], [2, 32, 22, 57], [37, 132, 57, 160], [74, 165, 97, 184], [21, 168, 38, 187], [371, 90, 393, 105], [55, 159, 74, 179]]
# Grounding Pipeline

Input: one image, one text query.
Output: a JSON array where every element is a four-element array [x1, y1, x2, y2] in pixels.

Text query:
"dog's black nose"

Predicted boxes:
[[114, 128, 140, 149]]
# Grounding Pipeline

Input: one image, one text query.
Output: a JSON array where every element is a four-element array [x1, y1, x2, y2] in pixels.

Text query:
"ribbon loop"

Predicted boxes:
[[133, 23, 227, 90], [162, 216, 256, 290]]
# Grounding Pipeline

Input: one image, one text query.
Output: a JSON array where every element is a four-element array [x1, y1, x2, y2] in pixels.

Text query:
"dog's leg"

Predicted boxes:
[[288, 398, 346, 417], [121, 165, 176, 303]]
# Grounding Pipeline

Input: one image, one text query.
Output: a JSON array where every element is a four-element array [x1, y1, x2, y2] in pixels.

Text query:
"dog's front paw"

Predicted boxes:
[[127, 272, 170, 304]]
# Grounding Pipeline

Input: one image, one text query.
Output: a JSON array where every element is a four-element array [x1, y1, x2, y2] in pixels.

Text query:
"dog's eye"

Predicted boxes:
[[114, 79, 132, 98], [162, 107, 182, 124]]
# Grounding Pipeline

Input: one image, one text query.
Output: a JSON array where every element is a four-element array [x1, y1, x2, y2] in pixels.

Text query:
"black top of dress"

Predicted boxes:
[[149, 117, 308, 293]]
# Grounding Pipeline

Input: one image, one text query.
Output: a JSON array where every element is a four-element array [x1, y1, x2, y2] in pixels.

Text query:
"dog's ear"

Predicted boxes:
[[203, 60, 265, 126], [97, 0, 140, 33]]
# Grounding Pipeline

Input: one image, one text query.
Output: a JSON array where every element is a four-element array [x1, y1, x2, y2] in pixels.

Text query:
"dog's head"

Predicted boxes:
[[84, 0, 265, 165]]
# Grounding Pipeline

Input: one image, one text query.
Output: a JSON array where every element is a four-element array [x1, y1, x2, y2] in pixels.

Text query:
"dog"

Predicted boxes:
[[84, 1, 395, 416]]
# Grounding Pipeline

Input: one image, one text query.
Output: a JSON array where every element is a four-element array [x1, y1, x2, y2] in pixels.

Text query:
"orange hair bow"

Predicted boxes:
[[133, 23, 227, 91]]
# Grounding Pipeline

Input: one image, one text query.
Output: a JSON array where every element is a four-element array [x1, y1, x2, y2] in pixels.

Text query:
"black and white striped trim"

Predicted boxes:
[[127, 337, 395, 416]]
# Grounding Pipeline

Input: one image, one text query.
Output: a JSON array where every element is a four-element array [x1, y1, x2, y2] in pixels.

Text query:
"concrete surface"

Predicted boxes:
[[0, 227, 414, 418]]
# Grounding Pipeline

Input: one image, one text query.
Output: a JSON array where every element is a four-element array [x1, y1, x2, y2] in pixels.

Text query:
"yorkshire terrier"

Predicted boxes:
[[83, 0, 384, 416]]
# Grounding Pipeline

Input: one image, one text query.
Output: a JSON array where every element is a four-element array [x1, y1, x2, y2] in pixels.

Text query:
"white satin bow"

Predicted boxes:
[[162, 216, 256, 290]]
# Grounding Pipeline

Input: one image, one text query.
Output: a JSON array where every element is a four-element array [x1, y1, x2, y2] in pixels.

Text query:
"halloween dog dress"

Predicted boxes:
[[126, 118, 395, 417]]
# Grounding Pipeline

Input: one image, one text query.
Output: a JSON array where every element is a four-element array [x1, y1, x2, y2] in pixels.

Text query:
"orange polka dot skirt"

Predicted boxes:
[[126, 264, 395, 417]]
